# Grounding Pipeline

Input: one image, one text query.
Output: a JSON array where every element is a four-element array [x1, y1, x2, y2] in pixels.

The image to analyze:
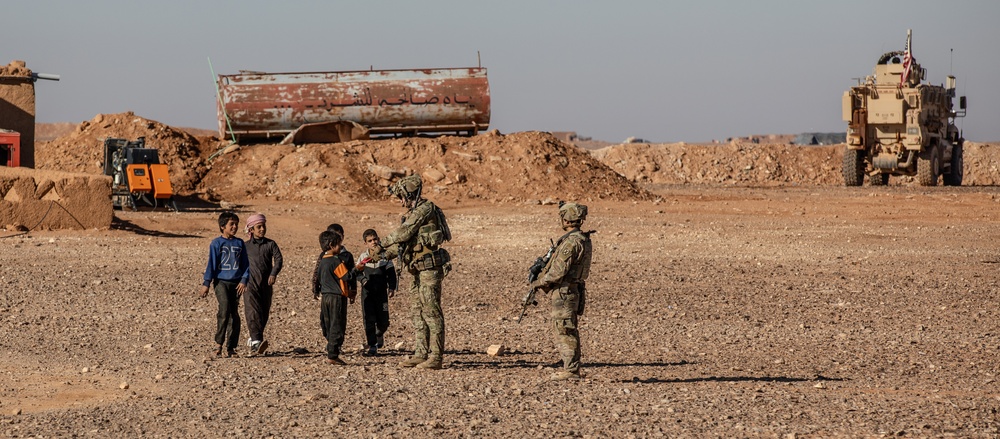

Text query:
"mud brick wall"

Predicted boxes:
[[0, 61, 37, 168], [0, 167, 111, 230]]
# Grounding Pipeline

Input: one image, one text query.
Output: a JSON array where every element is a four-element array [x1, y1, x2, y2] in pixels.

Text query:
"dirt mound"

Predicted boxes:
[[591, 142, 844, 185], [37, 121, 219, 143], [36, 115, 649, 204], [35, 112, 209, 193], [960, 142, 1000, 185], [591, 141, 1000, 186], [34, 112, 1000, 205], [200, 131, 651, 205]]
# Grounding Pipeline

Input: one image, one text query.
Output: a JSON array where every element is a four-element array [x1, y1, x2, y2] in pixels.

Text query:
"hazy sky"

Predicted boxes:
[[5, 1, 999, 142]]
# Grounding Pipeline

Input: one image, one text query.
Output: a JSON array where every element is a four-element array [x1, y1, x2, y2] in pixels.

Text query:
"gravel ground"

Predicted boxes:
[[2, 185, 1000, 438]]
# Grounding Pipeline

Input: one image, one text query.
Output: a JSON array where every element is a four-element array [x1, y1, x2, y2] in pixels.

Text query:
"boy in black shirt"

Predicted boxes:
[[316, 231, 355, 365], [311, 224, 357, 302]]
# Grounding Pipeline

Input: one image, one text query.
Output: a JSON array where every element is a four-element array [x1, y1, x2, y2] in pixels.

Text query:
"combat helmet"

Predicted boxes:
[[390, 175, 423, 202], [558, 201, 588, 225]]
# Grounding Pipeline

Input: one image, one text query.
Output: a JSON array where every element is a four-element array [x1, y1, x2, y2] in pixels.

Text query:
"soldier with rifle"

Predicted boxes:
[[518, 238, 556, 324], [525, 202, 593, 381], [376, 175, 452, 370]]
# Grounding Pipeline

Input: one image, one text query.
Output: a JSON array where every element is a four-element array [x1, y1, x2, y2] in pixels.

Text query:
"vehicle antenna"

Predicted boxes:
[[208, 57, 238, 144]]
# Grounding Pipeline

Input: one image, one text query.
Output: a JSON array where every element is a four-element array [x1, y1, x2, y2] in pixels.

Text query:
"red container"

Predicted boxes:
[[0, 130, 19, 167], [216, 67, 490, 143]]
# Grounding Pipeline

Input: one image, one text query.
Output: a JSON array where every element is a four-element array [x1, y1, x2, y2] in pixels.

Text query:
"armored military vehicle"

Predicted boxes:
[[842, 30, 967, 186]]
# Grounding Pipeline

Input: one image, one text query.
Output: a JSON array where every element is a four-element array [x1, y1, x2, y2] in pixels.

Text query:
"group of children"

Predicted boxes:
[[199, 212, 396, 364]]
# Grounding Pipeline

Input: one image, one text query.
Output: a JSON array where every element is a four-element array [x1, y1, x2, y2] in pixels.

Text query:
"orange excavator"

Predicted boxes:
[[102, 137, 178, 211]]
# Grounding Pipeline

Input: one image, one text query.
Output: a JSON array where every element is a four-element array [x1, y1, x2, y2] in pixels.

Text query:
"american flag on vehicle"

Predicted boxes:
[[900, 29, 913, 87]]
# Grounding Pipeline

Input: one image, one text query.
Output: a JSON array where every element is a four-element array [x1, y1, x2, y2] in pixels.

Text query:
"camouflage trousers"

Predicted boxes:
[[550, 285, 581, 374], [407, 267, 445, 360]]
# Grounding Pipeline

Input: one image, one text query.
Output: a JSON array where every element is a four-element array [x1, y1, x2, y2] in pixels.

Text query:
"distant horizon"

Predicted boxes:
[[9, 1, 998, 143], [35, 118, 999, 145]]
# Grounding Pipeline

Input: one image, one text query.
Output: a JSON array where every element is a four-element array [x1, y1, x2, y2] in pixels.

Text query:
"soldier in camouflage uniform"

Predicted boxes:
[[529, 202, 593, 381], [378, 175, 452, 370]]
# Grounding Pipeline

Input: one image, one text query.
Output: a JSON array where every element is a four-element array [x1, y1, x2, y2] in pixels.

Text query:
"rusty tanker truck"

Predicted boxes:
[[215, 64, 490, 145], [842, 30, 967, 186]]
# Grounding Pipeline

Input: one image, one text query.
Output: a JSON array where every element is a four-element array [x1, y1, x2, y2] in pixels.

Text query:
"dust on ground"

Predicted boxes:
[[8, 114, 1000, 437], [3, 187, 1000, 437]]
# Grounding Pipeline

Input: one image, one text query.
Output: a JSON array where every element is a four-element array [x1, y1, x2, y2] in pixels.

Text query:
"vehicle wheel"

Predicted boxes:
[[870, 173, 889, 186], [917, 145, 940, 186], [842, 148, 864, 186], [943, 144, 964, 186]]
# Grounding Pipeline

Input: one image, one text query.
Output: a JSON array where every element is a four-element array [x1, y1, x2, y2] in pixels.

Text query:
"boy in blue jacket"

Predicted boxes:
[[198, 211, 249, 357]]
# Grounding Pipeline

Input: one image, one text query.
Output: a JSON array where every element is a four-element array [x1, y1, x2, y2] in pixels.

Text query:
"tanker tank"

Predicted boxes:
[[216, 66, 490, 144]]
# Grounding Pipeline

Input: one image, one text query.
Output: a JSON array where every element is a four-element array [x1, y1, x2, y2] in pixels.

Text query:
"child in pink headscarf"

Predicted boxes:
[[243, 213, 283, 356]]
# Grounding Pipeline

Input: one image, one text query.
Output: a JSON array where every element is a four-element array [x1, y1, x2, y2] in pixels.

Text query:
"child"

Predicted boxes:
[[198, 211, 249, 358], [243, 213, 283, 356], [311, 223, 357, 299], [316, 231, 355, 365], [355, 229, 397, 356]]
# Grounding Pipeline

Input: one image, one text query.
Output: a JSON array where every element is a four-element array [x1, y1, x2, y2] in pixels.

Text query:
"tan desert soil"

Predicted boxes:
[[35, 116, 1000, 207], [592, 141, 1000, 186], [200, 131, 650, 205], [0, 166, 112, 230], [3, 185, 1000, 437], [6, 114, 1000, 436], [35, 115, 651, 204]]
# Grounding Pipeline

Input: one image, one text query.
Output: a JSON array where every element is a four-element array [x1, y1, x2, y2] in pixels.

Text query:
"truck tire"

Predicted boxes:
[[870, 173, 889, 186], [842, 149, 864, 186], [917, 145, 940, 186], [943, 144, 964, 186]]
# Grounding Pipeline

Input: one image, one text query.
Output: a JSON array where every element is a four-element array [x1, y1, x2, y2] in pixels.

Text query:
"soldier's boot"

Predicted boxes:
[[549, 370, 581, 381], [398, 356, 426, 368], [415, 357, 443, 370]]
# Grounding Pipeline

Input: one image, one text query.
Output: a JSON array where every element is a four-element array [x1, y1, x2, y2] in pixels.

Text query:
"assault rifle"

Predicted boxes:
[[517, 238, 556, 323]]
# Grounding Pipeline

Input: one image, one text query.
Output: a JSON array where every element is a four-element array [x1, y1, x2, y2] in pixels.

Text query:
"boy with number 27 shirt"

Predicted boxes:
[[198, 211, 249, 358]]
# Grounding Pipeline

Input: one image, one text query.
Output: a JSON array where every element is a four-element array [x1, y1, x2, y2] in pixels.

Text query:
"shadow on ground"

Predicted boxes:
[[111, 216, 201, 238], [614, 374, 847, 384]]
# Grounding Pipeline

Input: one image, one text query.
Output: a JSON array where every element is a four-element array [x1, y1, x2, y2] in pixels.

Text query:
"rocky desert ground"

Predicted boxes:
[[2, 114, 1000, 437]]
